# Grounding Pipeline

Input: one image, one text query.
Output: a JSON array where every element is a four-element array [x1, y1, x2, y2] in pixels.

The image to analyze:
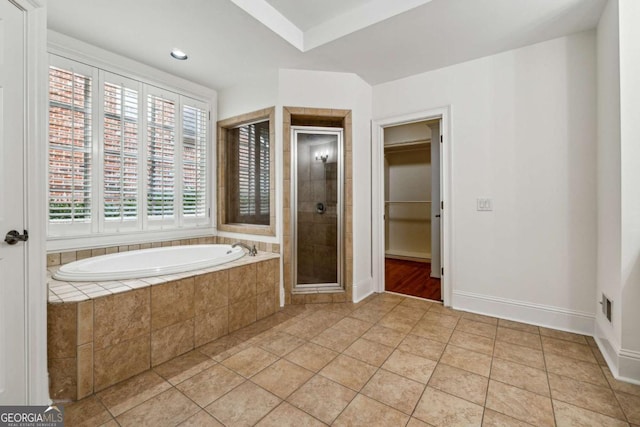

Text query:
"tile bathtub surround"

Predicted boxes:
[[47, 255, 280, 401], [47, 251, 280, 304], [47, 303, 77, 400], [61, 294, 640, 427]]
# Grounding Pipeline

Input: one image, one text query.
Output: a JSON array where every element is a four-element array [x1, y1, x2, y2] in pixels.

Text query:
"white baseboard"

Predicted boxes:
[[453, 295, 640, 385], [593, 328, 640, 386], [353, 277, 375, 303], [452, 290, 595, 336], [385, 249, 430, 260], [619, 349, 640, 385], [594, 321, 620, 373]]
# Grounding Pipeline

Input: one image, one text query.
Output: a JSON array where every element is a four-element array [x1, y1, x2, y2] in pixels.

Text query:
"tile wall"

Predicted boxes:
[[282, 107, 353, 305]]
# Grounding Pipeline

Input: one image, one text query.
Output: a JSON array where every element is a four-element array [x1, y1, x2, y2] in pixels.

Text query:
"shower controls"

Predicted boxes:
[[316, 202, 326, 214]]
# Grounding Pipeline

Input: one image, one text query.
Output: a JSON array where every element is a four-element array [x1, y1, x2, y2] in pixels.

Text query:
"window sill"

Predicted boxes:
[[216, 222, 275, 237]]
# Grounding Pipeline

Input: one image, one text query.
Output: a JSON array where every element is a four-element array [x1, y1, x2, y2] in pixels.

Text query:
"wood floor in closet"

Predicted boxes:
[[384, 258, 441, 301]]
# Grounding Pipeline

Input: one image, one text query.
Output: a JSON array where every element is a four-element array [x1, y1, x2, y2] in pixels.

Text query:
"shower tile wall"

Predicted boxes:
[[297, 141, 337, 284], [282, 108, 353, 304]]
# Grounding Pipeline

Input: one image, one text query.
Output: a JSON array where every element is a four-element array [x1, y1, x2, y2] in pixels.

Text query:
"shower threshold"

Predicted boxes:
[[293, 283, 344, 293]]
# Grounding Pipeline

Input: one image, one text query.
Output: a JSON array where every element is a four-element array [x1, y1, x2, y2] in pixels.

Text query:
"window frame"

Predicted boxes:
[[47, 56, 97, 237], [101, 71, 143, 233], [143, 85, 180, 229], [47, 53, 213, 251], [181, 97, 211, 227], [217, 107, 276, 236]]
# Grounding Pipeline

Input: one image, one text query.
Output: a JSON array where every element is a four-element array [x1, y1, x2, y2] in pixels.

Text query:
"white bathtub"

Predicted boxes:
[[53, 244, 245, 282]]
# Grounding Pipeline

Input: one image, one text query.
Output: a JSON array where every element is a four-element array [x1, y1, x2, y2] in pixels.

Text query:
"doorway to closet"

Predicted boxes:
[[383, 120, 442, 301]]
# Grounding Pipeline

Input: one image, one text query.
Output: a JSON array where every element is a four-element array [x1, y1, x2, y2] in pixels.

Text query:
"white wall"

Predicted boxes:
[[619, 0, 640, 379], [596, 0, 622, 365], [374, 31, 598, 333], [279, 69, 374, 301], [217, 70, 279, 120], [594, 0, 640, 383]]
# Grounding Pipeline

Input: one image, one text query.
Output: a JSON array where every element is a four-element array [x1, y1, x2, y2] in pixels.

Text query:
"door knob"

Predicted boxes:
[[4, 230, 28, 245]]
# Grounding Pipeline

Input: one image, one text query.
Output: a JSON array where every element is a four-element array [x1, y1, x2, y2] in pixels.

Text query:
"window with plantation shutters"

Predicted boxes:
[[146, 93, 176, 219], [217, 107, 274, 236], [182, 103, 208, 218], [48, 64, 93, 227], [226, 120, 270, 224], [103, 76, 139, 223], [47, 55, 211, 244]]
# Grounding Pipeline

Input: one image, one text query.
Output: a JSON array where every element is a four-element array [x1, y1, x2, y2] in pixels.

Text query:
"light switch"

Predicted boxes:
[[477, 198, 493, 211]]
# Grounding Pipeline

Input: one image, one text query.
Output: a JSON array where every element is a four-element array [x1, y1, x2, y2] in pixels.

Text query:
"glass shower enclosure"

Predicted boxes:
[[291, 127, 344, 292]]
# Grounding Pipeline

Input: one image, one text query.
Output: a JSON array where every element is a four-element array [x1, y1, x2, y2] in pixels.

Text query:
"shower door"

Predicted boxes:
[[291, 127, 343, 292]]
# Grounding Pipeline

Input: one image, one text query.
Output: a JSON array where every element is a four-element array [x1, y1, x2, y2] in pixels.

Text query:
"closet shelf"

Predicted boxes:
[[385, 201, 432, 204]]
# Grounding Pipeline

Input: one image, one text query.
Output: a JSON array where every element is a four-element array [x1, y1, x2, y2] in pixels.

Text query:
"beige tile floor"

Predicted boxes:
[[61, 293, 640, 427]]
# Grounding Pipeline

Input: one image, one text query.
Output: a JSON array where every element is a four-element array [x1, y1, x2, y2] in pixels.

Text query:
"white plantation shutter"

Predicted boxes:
[[237, 124, 256, 216], [103, 74, 140, 224], [182, 100, 208, 218], [47, 55, 211, 242], [146, 91, 177, 220], [258, 123, 270, 216], [48, 62, 94, 230], [231, 120, 269, 222]]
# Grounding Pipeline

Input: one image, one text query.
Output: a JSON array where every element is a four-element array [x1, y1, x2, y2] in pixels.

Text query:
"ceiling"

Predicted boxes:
[[264, 0, 374, 32], [47, 0, 606, 91]]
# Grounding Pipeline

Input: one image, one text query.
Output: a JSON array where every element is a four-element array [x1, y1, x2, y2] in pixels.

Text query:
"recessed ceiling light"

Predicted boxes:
[[170, 49, 188, 60]]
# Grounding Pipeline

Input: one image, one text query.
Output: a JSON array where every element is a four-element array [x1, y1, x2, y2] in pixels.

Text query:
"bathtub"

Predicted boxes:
[[53, 244, 245, 281]]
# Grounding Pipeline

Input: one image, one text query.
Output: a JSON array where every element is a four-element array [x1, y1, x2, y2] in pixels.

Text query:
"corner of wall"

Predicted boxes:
[[595, 318, 621, 369], [619, 349, 640, 385], [595, 320, 640, 385], [352, 277, 375, 303]]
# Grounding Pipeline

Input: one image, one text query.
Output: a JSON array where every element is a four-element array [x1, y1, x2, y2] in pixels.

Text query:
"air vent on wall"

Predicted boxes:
[[601, 293, 612, 322]]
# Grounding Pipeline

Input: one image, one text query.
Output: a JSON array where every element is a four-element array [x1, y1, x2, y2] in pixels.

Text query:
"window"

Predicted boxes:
[[103, 76, 139, 223], [146, 92, 177, 220], [228, 120, 270, 223], [217, 107, 275, 236], [48, 63, 93, 231], [48, 55, 211, 242], [182, 104, 208, 218]]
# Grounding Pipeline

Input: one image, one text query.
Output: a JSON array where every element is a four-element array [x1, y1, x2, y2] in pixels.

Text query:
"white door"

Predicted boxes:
[[0, 0, 27, 404]]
